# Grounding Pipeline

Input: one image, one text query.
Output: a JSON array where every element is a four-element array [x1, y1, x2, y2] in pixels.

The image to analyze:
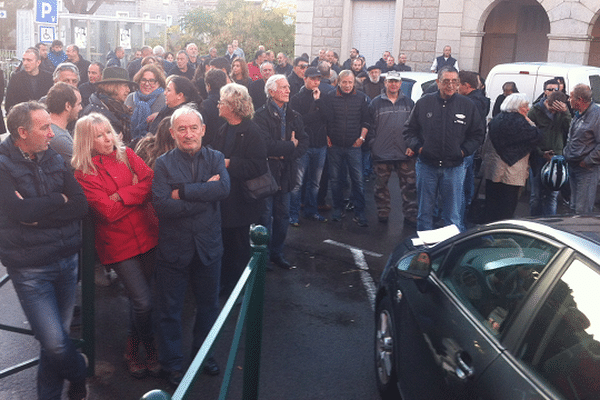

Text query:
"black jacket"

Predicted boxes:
[[290, 86, 328, 148], [403, 91, 484, 168], [249, 79, 267, 111], [5, 70, 53, 114], [287, 71, 304, 98], [321, 86, 371, 148], [466, 89, 490, 121], [73, 57, 91, 84], [0, 137, 88, 269], [200, 91, 226, 147], [253, 101, 308, 193], [211, 119, 268, 228], [489, 111, 543, 166]]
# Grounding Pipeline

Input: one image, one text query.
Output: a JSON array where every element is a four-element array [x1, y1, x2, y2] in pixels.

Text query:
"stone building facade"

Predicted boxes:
[[296, 0, 600, 76]]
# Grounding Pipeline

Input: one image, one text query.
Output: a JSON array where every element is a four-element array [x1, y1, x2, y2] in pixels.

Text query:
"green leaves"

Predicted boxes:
[[178, 0, 295, 57]]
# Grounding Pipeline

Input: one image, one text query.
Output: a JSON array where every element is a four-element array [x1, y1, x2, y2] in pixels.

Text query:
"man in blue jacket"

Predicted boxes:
[[0, 101, 89, 400], [152, 106, 230, 386], [404, 66, 484, 232]]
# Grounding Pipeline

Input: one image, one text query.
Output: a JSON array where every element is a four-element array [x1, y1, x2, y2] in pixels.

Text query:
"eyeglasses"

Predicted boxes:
[[545, 88, 559, 92], [298, 64, 308, 69], [440, 79, 459, 86], [140, 78, 157, 85]]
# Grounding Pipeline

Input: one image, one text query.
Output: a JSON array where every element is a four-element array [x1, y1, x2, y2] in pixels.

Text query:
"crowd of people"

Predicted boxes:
[[0, 38, 599, 400]]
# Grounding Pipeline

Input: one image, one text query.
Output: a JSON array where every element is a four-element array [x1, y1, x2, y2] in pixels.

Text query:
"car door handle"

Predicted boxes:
[[455, 352, 474, 380]]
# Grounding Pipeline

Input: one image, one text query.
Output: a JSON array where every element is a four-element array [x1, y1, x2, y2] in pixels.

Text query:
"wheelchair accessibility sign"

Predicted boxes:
[[39, 26, 55, 43]]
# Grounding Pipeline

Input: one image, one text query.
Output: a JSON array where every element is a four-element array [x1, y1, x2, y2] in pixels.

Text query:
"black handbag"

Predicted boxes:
[[242, 164, 279, 201]]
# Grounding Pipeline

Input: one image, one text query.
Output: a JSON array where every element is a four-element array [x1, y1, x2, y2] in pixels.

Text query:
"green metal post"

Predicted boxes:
[[242, 225, 269, 400], [81, 216, 96, 376]]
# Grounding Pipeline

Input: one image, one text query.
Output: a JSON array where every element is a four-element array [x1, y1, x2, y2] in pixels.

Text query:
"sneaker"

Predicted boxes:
[[378, 215, 389, 223], [343, 199, 355, 212], [306, 213, 327, 222], [353, 216, 368, 227], [331, 209, 345, 222], [289, 218, 300, 227]]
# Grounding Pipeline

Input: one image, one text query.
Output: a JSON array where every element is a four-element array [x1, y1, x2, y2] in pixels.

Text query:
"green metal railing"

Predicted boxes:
[[140, 225, 269, 400], [0, 217, 96, 379]]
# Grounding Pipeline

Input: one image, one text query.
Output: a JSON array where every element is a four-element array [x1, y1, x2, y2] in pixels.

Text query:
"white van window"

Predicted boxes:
[[589, 75, 600, 103]]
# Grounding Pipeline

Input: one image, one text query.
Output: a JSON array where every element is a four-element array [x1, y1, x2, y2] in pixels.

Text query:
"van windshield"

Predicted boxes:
[[590, 75, 600, 103]]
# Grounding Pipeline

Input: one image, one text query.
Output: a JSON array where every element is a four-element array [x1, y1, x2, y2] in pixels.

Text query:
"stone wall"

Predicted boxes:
[[399, 0, 440, 72]]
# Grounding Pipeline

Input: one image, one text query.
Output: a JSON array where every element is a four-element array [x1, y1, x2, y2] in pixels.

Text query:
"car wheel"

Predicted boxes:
[[375, 295, 401, 399]]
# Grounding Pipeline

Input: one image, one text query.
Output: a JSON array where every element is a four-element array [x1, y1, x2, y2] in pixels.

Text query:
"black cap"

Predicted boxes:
[[305, 66, 321, 78], [367, 65, 381, 72]]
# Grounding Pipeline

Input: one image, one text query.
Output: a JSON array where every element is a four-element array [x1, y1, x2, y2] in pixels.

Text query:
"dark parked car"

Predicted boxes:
[[375, 216, 600, 400]]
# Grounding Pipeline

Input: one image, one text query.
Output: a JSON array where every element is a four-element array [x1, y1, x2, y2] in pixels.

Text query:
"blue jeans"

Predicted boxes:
[[529, 163, 558, 216], [463, 154, 475, 207], [260, 191, 290, 260], [569, 163, 600, 214], [328, 146, 366, 217], [156, 252, 220, 372], [416, 159, 466, 232], [362, 147, 373, 178], [290, 146, 327, 219], [7, 253, 87, 400]]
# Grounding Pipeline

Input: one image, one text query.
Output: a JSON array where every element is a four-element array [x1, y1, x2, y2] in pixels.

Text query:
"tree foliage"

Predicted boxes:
[[180, 0, 295, 59], [63, 0, 107, 15]]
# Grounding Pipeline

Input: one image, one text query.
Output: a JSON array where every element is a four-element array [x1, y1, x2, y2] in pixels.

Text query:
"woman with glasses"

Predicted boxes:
[[211, 83, 267, 296], [126, 64, 166, 145]]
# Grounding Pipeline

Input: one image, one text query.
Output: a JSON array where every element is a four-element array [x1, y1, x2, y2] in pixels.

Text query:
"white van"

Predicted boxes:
[[485, 62, 600, 118]]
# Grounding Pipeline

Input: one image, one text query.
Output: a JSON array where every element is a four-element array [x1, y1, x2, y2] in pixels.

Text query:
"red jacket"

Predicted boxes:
[[75, 147, 158, 265]]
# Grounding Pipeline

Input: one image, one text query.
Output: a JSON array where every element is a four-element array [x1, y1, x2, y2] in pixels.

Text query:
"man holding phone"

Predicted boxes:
[[528, 79, 571, 216], [289, 67, 329, 225]]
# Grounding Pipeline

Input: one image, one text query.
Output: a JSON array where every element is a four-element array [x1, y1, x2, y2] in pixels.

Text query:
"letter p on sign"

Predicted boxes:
[[36, 0, 57, 24]]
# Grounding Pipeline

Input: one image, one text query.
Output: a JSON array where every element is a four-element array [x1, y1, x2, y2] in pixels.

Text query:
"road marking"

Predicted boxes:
[[324, 240, 382, 310], [323, 240, 383, 258]]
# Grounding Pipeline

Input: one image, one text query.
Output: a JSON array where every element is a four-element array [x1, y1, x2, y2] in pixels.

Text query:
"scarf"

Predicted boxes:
[[47, 50, 67, 67], [130, 87, 164, 141], [97, 92, 133, 144]]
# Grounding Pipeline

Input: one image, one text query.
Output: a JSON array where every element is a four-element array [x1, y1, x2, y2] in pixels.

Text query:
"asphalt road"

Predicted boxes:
[[0, 177, 411, 400], [0, 176, 553, 399]]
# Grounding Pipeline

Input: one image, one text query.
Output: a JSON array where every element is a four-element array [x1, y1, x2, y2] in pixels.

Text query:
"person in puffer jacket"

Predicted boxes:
[[0, 101, 89, 400]]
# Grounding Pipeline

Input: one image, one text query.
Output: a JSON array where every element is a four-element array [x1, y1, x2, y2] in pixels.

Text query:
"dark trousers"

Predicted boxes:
[[220, 225, 251, 297], [485, 180, 520, 223]]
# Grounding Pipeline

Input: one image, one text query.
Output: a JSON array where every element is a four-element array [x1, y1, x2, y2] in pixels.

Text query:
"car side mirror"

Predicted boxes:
[[398, 252, 432, 279]]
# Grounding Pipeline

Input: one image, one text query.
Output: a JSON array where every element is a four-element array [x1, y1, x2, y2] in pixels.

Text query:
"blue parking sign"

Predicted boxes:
[[36, 0, 57, 24]]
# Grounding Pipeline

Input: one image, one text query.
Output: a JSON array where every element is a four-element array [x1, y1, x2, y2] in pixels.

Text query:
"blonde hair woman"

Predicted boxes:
[[72, 113, 160, 378]]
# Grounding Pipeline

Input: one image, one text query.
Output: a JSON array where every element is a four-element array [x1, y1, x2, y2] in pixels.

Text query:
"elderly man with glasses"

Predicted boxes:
[[403, 66, 484, 232]]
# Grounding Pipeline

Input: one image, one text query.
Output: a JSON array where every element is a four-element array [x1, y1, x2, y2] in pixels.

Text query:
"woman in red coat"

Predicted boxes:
[[72, 113, 159, 378]]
